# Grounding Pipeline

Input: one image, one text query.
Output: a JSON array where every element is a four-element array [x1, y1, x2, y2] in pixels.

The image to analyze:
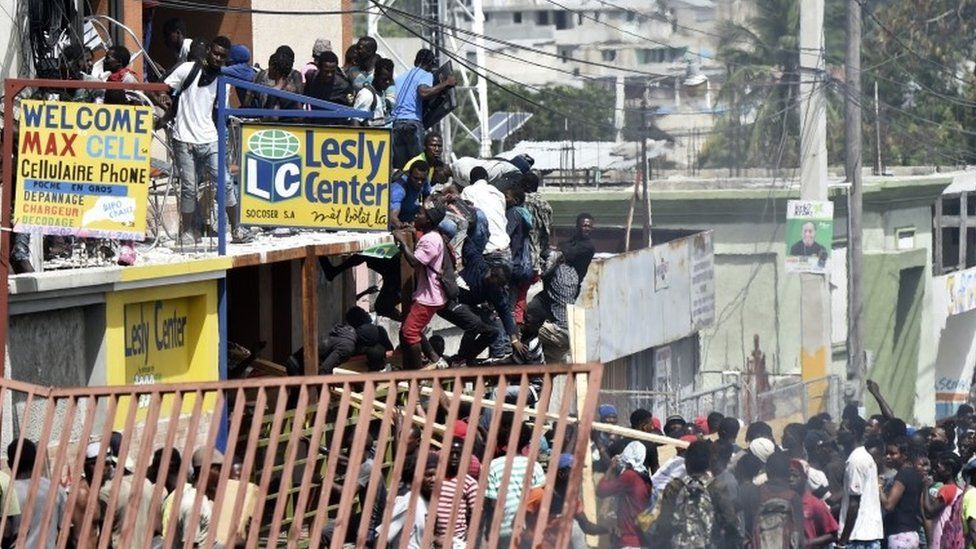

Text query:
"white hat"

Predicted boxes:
[[749, 438, 776, 463]]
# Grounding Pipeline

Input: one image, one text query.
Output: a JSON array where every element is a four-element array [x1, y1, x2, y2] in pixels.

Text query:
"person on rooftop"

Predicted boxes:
[[390, 49, 456, 168]]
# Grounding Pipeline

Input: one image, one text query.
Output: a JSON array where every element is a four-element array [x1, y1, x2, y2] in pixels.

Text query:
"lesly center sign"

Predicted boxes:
[[239, 125, 391, 230]]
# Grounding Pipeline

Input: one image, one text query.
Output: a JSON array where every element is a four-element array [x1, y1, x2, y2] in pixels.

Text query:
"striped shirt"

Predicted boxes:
[[484, 456, 547, 537], [434, 474, 479, 542]]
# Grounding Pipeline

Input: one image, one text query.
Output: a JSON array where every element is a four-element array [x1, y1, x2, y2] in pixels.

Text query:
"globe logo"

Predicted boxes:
[[248, 129, 300, 160]]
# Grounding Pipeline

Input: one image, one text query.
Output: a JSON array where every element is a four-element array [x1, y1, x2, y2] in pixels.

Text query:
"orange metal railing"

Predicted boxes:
[[0, 363, 602, 548]]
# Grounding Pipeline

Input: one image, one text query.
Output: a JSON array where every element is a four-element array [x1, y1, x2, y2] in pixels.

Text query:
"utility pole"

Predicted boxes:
[[641, 82, 651, 248], [845, 0, 864, 403], [471, 0, 491, 157], [873, 81, 883, 175], [799, 0, 831, 383]]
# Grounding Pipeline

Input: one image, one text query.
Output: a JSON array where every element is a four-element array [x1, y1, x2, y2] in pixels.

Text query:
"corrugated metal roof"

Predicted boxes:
[[502, 140, 669, 171]]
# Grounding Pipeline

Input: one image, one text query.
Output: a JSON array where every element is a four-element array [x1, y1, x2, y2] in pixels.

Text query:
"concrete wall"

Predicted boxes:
[[570, 231, 714, 364], [251, 0, 348, 73]]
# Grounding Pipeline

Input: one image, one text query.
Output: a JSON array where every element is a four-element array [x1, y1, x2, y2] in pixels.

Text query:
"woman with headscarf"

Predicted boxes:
[[596, 441, 652, 548]]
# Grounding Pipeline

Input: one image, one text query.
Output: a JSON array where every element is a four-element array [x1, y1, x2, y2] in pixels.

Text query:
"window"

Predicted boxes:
[[896, 227, 916, 250], [466, 51, 477, 64], [536, 10, 550, 25], [601, 49, 617, 62], [638, 47, 688, 64], [554, 10, 570, 29], [627, 11, 637, 22], [933, 192, 976, 274], [484, 12, 490, 22], [557, 46, 573, 63], [513, 11, 522, 23]]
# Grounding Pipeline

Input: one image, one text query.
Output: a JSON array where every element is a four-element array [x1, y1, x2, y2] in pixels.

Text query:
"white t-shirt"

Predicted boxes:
[[164, 61, 218, 144], [178, 38, 194, 64], [839, 446, 884, 541], [353, 86, 386, 126], [451, 157, 520, 186], [461, 180, 510, 254]]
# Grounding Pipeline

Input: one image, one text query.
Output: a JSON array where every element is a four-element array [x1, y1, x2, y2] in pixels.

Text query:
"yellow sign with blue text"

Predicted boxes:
[[239, 124, 390, 230], [13, 100, 152, 240], [106, 281, 219, 425]]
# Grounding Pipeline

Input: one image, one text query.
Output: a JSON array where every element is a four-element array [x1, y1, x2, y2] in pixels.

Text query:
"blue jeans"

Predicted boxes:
[[392, 119, 424, 169], [172, 139, 238, 214]]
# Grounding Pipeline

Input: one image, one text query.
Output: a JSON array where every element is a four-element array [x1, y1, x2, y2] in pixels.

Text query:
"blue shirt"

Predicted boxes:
[[390, 67, 433, 122], [389, 174, 431, 224], [460, 240, 517, 337]]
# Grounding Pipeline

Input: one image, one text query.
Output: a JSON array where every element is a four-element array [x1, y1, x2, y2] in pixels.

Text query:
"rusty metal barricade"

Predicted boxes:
[[0, 363, 602, 548]]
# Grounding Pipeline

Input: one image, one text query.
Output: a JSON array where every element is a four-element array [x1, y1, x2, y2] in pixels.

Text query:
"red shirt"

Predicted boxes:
[[801, 491, 839, 548], [596, 469, 651, 547]]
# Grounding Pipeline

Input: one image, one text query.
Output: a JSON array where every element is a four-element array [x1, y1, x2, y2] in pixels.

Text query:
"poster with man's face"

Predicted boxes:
[[785, 200, 833, 274]]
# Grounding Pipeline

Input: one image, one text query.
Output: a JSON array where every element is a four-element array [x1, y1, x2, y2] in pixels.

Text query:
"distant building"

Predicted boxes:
[[546, 169, 966, 425]]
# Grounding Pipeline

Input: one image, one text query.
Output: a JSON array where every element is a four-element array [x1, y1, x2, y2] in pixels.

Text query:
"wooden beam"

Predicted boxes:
[[302, 254, 319, 377]]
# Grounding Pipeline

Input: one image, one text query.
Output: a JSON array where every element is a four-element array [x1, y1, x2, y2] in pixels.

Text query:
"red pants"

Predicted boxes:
[[401, 302, 441, 345]]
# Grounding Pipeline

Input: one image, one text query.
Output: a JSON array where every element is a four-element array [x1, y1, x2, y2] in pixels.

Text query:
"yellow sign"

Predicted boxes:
[[239, 125, 390, 230], [106, 281, 219, 424], [13, 100, 152, 240]]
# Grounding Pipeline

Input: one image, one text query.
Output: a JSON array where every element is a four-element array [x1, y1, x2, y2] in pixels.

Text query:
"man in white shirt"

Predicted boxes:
[[838, 416, 884, 549], [161, 36, 249, 246], [352, 62, 393, 127], [461, 166, 510, 257]]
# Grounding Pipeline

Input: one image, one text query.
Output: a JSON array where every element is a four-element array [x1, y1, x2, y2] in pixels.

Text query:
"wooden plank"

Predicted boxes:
[[302, 254, 319, 377]]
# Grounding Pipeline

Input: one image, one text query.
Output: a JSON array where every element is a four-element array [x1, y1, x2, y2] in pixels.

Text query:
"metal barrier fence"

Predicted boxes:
[[751, 375, 843, 425], [0, 363, 602, 548], [675, 383, 741, 420], [597, 383, 740, 422]]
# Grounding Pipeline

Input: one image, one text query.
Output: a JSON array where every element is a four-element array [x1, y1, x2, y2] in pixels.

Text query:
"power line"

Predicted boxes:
[[157, 0, 367, 15], [534, 0, 683, 53], [380, 3, 672, 79], [856, 0, 973, 88]]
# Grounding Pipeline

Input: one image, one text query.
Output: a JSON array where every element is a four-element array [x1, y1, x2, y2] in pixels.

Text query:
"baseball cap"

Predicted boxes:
[[558, 453, 574, 469]]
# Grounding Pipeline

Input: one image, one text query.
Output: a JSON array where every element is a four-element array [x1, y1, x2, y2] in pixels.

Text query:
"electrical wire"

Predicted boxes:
[[856, 0, 973, 88], [534, 0, 686, 52], [158, 0, 368, 16], [379, 2, 673, 79]]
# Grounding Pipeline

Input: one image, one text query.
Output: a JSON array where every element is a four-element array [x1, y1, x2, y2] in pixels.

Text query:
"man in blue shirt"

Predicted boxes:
[[390, 49, 456, 168], [390, 160, 432, 229]]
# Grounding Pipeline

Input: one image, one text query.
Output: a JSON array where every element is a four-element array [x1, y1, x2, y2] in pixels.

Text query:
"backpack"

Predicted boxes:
[[941, 486, 968, 549], [751, 492, 800, 549], [510, 206, 534, 284], [669, 476, 714, 548]]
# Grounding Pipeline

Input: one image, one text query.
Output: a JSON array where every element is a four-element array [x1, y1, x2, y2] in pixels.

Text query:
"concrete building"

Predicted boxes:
[[546, 169, 964, 424]]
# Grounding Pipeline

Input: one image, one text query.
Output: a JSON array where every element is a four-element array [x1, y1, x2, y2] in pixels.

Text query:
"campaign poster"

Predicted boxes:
[[14, 100, 152, 240], [785, 200, 833, 274], [239, 125, 391, 230]]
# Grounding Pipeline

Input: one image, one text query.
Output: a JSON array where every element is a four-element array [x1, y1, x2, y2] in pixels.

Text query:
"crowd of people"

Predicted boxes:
[[588, 381, 976, 549], [19, 23, 594, 373], [0, 433, 255, 548]]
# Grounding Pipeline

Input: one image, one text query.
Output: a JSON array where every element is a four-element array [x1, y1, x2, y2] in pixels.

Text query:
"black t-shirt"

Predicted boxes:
[[885, 465, 923, 534], [304, 73, 353, 107]]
